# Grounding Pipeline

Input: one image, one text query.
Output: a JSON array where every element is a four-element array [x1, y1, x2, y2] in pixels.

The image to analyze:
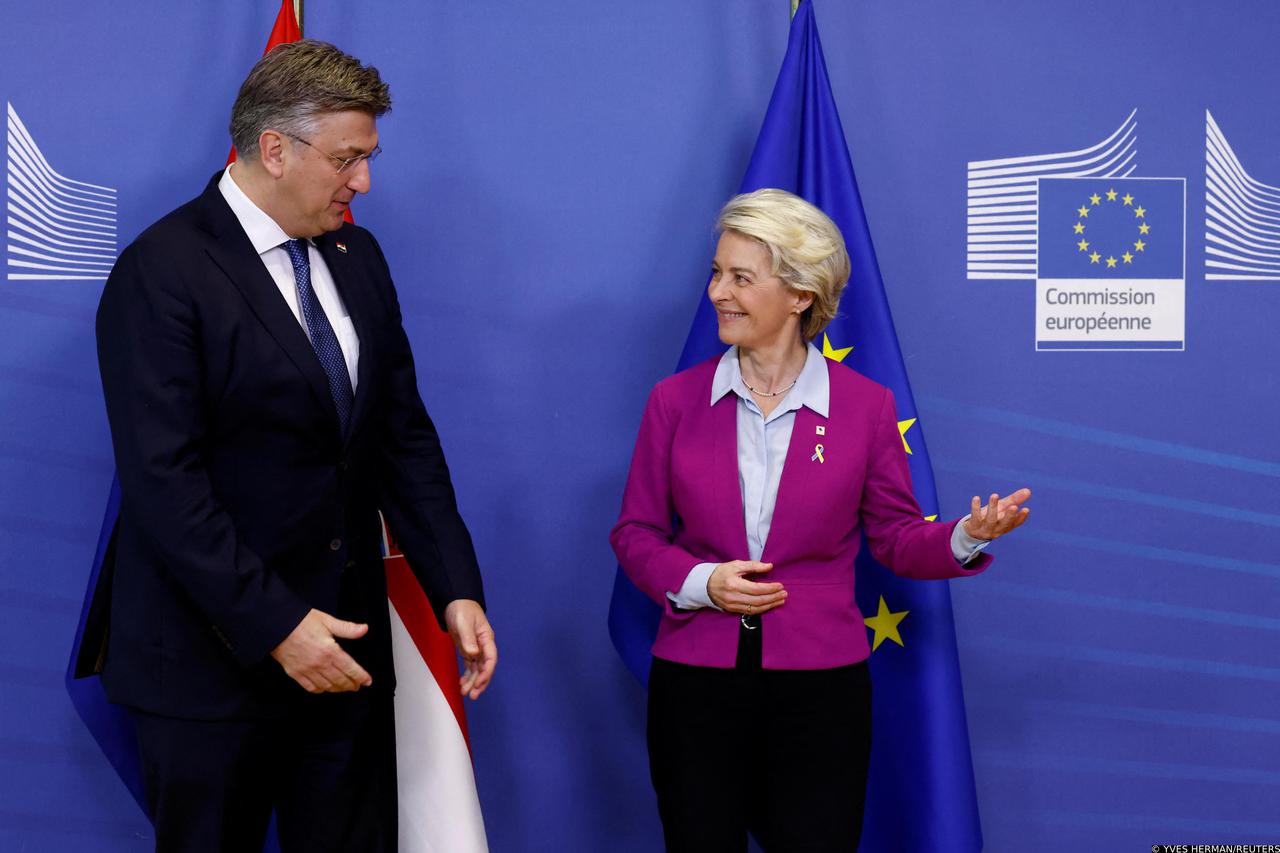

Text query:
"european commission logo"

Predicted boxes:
[[1036, 177, 1185, 351], [6, 102, 118, 282], [968, 110, 1188, 351]]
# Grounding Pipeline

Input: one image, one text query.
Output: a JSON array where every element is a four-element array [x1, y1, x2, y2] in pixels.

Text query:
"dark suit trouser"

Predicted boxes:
[[130, 690, 396, 853], [647, 618, 872, 853]]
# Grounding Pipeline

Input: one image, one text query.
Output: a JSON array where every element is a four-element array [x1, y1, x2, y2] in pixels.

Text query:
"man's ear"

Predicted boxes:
[[258, 129, 287, 178]]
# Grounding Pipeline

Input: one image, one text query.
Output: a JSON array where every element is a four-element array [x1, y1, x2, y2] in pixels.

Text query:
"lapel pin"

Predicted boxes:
[[810, 443, 825, 463], [335, 242, 348, 254], [816, 425, 825, 436]]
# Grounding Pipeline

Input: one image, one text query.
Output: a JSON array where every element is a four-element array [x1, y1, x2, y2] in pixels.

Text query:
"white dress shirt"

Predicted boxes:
[[669, 343, 989, 611], [217, 165, 360, 392]]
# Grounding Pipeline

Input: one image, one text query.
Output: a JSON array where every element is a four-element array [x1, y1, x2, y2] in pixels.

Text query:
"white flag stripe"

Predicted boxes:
[[967, 214, 1037, 225], [1206, 217, 1280, 252], [1206, 172, 1280, 229], [967, 111, 1139, 279], [966, 192, 1037, 205], [967, 184, 1037, 199], [1206, 147, 1280, 219], [7, 104, 116, 195], [1206, 244, 1280, 266], [968, 224, 1037, 234], [968, 262, 1036, 271], [6, 103, 118, 281], [967, 253, 1037, 261], [7, 145, 117, 213], [967, 134, 1136, 184], [8, 231, 117, 260], [967, 109, 1138, 171], [968, 203, 1037, 216], [967, 234, 1037, 244], [1207, 112, 1280, 200], [389, 605, 489, 853], [1204, 109, 1280, 279], [8, 245, 114, 267], [8, 217, 116, 251], [1207, 259, 1280, 275], [1205, 191, 1280, 241]]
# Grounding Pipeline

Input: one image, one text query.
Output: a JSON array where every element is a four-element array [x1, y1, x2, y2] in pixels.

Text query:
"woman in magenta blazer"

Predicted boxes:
[[610, 189, 1030, 852]]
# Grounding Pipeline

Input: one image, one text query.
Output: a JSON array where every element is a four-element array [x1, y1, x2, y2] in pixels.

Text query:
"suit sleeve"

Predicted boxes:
[[858, 387, 992, 579], [609, 382, 704, 618], [96, 243, 311, 666], [366, 235, 484, 629]]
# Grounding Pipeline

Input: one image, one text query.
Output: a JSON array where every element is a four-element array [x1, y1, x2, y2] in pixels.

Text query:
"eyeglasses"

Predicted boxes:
[[286, 132, 382, 174]]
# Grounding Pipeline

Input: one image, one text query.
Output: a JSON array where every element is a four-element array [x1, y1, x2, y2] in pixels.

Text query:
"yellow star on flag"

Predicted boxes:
[[1089, 193, 1101, 205], [1106, 256, 1118, 268], [1073, 222, 1085, 234], [1139, 223, 1150, 234], [1106, 188, 1118, 201], [1134, 206, 1146, 218], [1122, 193, 1134, 205], [924, 514, 938, 522], [897, 418, 916, 454], [1077, 206, 1090, 217], [1076, 239, 1089, 251], [1089, 251, 1101, 263], [821, 333, 853, 363], [1134, 239, 1146, 252], [1122, 251, 1134, 264], [864, 596, 909, 651]]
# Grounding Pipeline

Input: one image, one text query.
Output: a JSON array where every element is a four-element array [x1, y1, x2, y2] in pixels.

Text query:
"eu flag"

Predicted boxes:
[[607, 2, 983, 848]]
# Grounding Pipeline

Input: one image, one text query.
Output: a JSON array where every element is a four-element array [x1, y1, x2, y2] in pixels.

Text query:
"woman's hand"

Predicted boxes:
[[962, 488, 1032, 541], [707, 560, 787, 616]]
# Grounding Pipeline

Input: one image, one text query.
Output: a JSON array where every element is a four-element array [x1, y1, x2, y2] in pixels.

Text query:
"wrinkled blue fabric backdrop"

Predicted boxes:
[[1, 1, 1276, 849]]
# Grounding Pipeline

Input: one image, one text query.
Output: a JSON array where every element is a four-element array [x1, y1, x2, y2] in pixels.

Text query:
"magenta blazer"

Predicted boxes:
[[610, 354, 991, 670]]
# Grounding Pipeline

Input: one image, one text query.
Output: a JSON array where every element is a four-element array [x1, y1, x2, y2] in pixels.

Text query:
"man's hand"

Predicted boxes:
[[707, 560, 787, 616], [444, 599, 496, 700], [963, 488, 1032, 541], [270, 608, 372, 694]]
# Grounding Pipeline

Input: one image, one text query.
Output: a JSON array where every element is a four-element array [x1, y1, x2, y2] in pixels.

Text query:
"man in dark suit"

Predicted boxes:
[[93, 40, 496, 852]]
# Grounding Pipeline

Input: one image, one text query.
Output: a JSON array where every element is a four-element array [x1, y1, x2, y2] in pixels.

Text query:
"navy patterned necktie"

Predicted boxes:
[[283, 239, 354, 434]]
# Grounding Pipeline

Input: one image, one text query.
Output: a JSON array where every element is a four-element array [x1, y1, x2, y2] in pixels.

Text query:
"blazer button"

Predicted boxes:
[[329, 538, 343, 551]]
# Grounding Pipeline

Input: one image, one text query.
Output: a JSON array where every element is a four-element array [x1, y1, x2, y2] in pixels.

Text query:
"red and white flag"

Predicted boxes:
[[384, 524, 489, 852]]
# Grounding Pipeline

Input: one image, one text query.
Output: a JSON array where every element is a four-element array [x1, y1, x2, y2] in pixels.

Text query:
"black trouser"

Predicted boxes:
[[130, 690, 396, 853], [647, 616, 872, 852]]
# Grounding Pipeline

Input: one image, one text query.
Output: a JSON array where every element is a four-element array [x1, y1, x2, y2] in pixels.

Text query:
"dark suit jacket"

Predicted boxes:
[[91, 172, 485, 720]]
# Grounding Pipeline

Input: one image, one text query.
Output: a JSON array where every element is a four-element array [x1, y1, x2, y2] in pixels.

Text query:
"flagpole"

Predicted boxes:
[[294, 0, 303, 34]]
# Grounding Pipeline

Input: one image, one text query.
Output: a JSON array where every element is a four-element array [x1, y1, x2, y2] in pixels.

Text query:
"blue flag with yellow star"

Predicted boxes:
[[607, 1, 983, 848]]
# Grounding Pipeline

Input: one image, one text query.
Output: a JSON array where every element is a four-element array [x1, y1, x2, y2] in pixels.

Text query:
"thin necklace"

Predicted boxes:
[[742, 375, 798, 398]]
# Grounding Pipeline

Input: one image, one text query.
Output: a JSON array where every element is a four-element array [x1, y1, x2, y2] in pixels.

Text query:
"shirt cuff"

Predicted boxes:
[[666, 562, 721, 611], [951, 515, 992, 565]]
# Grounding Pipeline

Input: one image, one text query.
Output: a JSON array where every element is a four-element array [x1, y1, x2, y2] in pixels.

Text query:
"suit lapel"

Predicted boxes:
[[712, 393, 749, 558], [761, 406, 827, 565], [316, 234, 374, 446], [196, 176, 340, 431]]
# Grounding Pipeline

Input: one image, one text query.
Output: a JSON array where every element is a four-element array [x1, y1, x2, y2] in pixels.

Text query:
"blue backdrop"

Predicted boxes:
[[1, 1, 1277, 850]]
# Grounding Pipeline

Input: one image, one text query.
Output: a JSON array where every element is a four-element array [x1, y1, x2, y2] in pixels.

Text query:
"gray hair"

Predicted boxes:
[[716, 189, 851, 342], [230, 39, 391, 159]]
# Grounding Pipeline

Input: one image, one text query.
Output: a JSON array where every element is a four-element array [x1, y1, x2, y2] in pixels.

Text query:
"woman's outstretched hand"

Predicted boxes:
[[962, 488, 1032, 541]]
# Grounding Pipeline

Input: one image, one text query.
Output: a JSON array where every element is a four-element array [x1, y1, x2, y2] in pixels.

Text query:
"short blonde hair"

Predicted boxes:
[[716, 189, 850, 341]]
